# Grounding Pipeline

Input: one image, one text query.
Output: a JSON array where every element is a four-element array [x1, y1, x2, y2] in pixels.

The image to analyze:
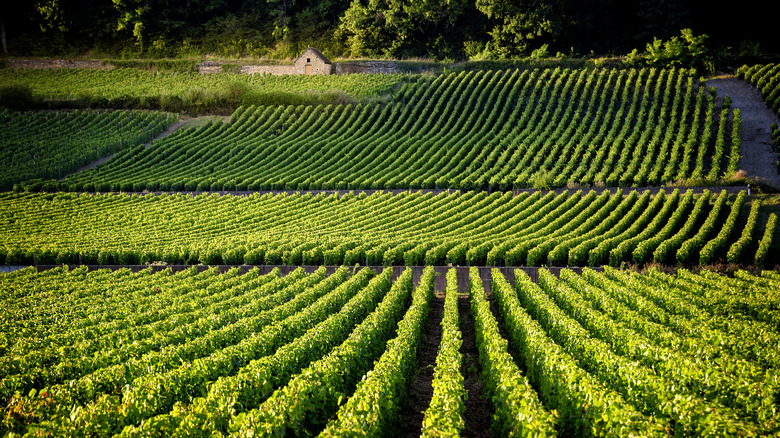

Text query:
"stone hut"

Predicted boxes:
[[293, 47, 332, 75], [198, 48, 333, 75]]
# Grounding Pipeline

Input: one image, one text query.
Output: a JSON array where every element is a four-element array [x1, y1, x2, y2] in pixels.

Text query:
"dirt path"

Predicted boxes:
[[62, 116, 224, 180], [707, 75, 780, 189], [459, 296, 492, 438], [145, 120, 186, 148], [398, 295, 443, 437], [58, 154, 115, 180]]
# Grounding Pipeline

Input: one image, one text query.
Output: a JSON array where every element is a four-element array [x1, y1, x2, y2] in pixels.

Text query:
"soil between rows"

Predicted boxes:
[[398, 294, 444, 437], [459, 295, 492, 438]]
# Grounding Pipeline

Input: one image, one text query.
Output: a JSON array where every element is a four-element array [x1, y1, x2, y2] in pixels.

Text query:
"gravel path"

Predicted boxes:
[[707, 75, 780, 189]]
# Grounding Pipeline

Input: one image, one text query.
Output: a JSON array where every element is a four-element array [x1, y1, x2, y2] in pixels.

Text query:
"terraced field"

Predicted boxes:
[[1, 63, 779, 436], [1, 189, 774, 268], [0, 68, 403, 109], [12, 67, 742, 192], [0, 110, 176, 191]]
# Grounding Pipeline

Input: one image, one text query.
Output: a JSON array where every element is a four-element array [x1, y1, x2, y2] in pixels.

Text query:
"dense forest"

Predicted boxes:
[[0, 0, 777, 60]]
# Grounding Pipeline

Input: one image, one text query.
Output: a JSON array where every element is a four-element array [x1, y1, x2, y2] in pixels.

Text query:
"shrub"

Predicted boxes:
[[163, 248, 183, 264], [56, 248, 78, 264], [117, 250, 139, 265], [303, 247, 324, 265], [37, 249, 57, 265], [624, 29, 713, 72], [5, 248, 33, 265], [530, 169, 553, 190], [264, 248, 283, 265], [530, 44, 550, 59], [139, 250, 162, 264]]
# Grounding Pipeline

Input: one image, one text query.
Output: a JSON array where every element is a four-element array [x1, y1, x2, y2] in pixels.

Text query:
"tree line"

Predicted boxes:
[[0, 0, 776, 60]]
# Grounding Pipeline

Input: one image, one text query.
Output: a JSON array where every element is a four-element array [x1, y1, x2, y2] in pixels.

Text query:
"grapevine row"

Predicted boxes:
[[3, 264, 779, 435], [1, 189, 770, 268], [9, 67, 742, 192]]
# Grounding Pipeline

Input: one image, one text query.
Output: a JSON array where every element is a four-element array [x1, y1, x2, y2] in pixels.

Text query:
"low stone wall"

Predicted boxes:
[[6, 59, 110, 70], [6, 58, 396, 76], [198, 61, 394, 75], [240, 65, 296, 75], [334, 61, 401, 75], [197, 61, 221, 74]]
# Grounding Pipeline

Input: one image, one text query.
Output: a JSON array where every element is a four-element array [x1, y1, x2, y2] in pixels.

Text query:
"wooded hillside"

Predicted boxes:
[[1, 0, 776, 60]]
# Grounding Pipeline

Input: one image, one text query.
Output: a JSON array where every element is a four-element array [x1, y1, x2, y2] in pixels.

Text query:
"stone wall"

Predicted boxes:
[[6, 59, 111, 70], [199, 61, 390, 76], [197, 61, 222, 74], [240, 65, 296, 75], [200, 63, 332, 76], [7, 58, 396, 76], [333, 61, 400, 75]]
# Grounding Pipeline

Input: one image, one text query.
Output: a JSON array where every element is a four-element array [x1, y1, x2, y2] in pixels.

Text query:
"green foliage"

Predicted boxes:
[[504, 270, 668, 435], [0, 68, 403, 113], [625, 29, 714, 73], [755, 213, 777, 268], [2, 256, 779, 436], [320, 267, 434, 436], [0, 110, 175, 191], [675, 190, 729, 265], [469, 267, 558, 435], [9, 68, 738, 190], [338, 0, 469, 59], [106, 59, 199, 73], [697, 191, 746, 265], [726, 200, 761, 264], [474, 0, 563, 58], [240, 90, 355, 107], [0, 189, 759, 270], [529, 44, 550, 59], [421, 269, 465, 437], [738, 64, 780, 126]]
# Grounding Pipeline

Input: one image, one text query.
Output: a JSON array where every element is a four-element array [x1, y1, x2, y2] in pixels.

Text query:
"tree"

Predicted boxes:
[[35, 0, 70, 32], [113, 0, 148, 53], [635, 0, 692, 43], [267, 0, 294, 44], [625, 28, 713, 73], [1, 14, 7, 55], [339, 0, 468, 59], [474, 0, 565, 57]]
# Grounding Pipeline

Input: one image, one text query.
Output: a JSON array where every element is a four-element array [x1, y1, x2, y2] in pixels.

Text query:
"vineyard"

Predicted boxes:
[[0, 189, 775, 268], [737, 63, 780, 162], [2, 61, 780, 437], [0, 68, 405, 111], [10, 67, 744, 192], [738, 63, 780, 122], [1, 265, 779, 436], [0, 110, 176, 191]]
